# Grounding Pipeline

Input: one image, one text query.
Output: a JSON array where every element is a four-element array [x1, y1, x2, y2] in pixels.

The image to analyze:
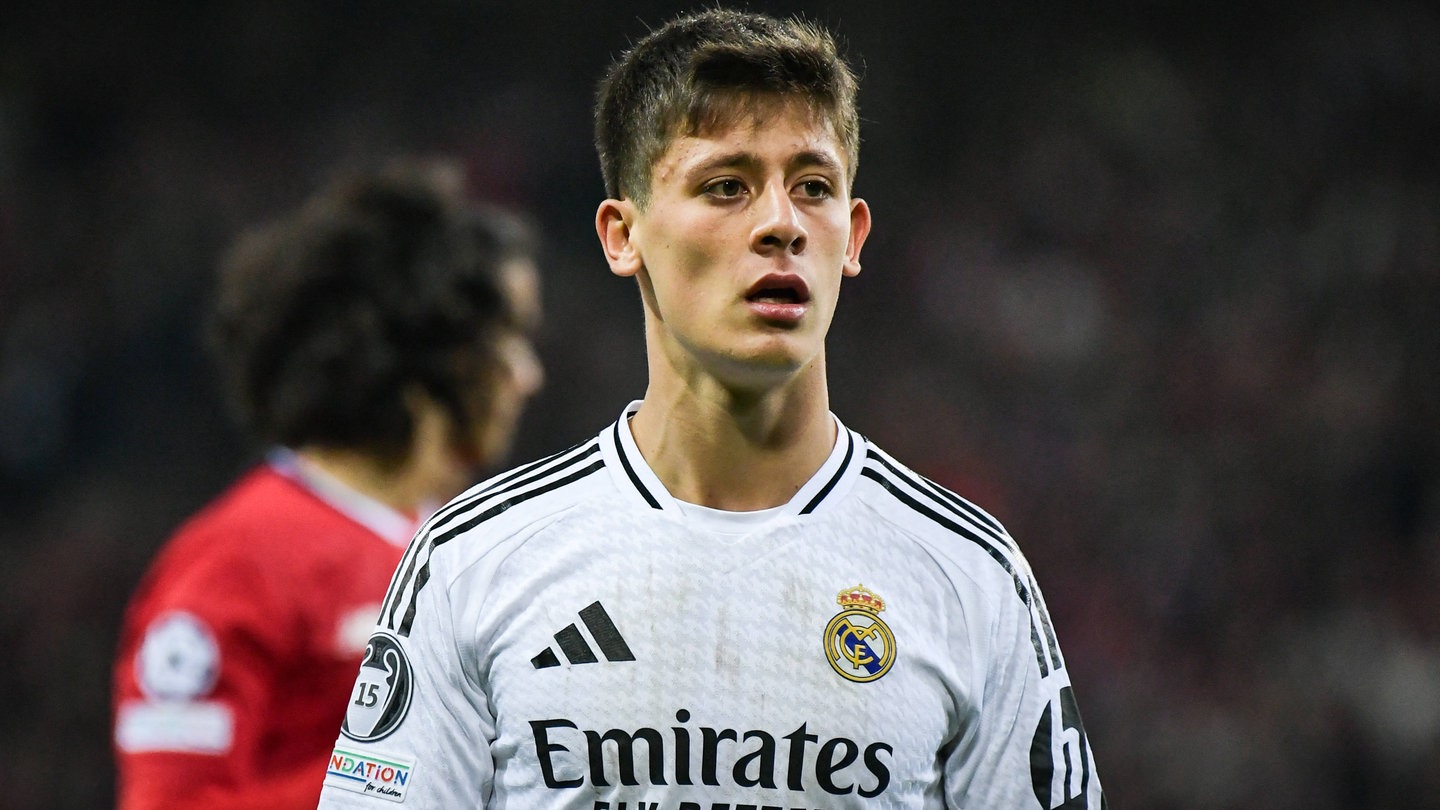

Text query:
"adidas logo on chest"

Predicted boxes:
[[530, 600, 635, 669]]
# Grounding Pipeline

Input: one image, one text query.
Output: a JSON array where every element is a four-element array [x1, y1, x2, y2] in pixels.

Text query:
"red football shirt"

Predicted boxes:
[[113, 455, 418, 810]]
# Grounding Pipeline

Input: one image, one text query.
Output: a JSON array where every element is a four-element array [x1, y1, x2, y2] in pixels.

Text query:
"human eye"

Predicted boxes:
[[702, 178, 746, 199], [796, 178, 835, 200]]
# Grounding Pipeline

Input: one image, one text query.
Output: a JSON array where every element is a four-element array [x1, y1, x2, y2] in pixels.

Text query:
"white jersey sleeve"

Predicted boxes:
[[317, 440, 604, 808], [856, 444, 1104, 809], [317, 529, 493, 808], [940, 552, 1102, 807]]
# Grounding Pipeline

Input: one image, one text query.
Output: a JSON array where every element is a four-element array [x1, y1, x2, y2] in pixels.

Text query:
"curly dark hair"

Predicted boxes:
[[208, 158, 535, 464]]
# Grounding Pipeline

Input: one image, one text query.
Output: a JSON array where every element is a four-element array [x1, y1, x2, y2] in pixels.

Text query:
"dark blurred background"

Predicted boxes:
[[2, 1, 1438, 807]]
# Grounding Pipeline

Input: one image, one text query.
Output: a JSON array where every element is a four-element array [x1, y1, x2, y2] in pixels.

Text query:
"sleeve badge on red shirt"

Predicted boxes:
[[135, 611, 220, 700]]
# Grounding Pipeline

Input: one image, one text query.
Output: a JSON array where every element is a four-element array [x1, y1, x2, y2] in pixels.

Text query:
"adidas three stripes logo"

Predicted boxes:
[[531, 601, 635, 669]]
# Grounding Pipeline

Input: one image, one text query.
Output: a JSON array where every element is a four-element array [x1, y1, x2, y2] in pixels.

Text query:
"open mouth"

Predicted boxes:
[[745, 275, 811, 305]]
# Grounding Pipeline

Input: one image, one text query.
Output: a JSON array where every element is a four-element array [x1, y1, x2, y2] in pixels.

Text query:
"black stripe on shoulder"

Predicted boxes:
[[860, 464, 1059, 676], [859, 464, 1020, 585], [395, 456, 605, 637], [380, 440, 597, 621], [380, 440, 601, 633], [430, 457, 604, 549], [865, 451, 1061, 671], [864, 449, 1013, 551], [613, 420, 662, 509], [431, 440, 601, 536], [800, 429, 854, 515], [917, 470, 1005, 535], [1030, 575, 1064, 672]]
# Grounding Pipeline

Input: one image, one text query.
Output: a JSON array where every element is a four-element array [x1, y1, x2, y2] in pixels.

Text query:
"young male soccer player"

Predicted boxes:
[[319, 9, 1104, 808], [112, 159, 543, 810]]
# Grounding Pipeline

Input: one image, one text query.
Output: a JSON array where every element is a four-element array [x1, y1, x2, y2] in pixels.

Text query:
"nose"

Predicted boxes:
[[751, 182, 806, 256]]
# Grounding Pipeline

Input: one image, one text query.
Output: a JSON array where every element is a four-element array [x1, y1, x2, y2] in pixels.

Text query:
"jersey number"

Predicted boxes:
[[354, 683, 380, 709], [1030, 686, 1098, 809]]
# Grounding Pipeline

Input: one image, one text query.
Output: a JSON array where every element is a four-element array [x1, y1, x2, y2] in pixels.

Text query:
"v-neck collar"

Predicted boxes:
[[602, 400, 864, 521]]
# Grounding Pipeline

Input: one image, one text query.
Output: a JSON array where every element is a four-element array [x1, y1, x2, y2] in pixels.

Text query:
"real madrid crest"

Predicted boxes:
[[824, 584, 896, 682]]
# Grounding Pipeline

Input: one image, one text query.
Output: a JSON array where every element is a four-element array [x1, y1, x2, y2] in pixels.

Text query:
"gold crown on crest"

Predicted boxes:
[[836, 584, 885, 613]]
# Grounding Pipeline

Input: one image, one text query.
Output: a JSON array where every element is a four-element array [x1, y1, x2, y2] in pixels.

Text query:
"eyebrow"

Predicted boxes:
[[684, 148, 846, 181]]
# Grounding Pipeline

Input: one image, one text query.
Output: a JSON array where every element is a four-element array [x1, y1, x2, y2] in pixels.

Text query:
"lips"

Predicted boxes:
[[743, 273, 811, 323], [744, 274, 811, 305]]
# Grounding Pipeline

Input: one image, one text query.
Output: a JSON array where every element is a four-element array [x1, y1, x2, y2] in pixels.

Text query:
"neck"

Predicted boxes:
[[292, 447, 427, 514], [629, 359, 836, 511], [292, 392, 477, 513]]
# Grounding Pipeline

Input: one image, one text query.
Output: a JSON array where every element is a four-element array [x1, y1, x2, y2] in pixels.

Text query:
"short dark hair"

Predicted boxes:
[[208, 158, 535, 462], [595, 8, 860, 207]]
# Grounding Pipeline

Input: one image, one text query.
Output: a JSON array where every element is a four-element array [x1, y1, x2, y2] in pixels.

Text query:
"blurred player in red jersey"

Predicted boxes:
[[111, 158, 544, 809]]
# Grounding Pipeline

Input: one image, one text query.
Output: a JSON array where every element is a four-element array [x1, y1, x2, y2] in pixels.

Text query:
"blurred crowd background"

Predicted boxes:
[[2, 1, 1438, 807]]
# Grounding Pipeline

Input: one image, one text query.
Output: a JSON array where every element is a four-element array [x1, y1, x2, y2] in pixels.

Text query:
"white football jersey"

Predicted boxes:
[[318, 402, 1104, 809]]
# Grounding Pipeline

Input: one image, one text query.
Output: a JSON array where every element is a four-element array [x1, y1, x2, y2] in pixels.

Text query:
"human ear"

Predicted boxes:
[[843, 197, 871, 278], [596, 199, 642, 278]]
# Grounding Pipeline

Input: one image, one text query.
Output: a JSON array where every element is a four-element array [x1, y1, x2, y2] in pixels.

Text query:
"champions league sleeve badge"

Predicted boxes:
[[136, 612, 220, 699], [824, 584, 896, 683], [342, 631, 415, 743]]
